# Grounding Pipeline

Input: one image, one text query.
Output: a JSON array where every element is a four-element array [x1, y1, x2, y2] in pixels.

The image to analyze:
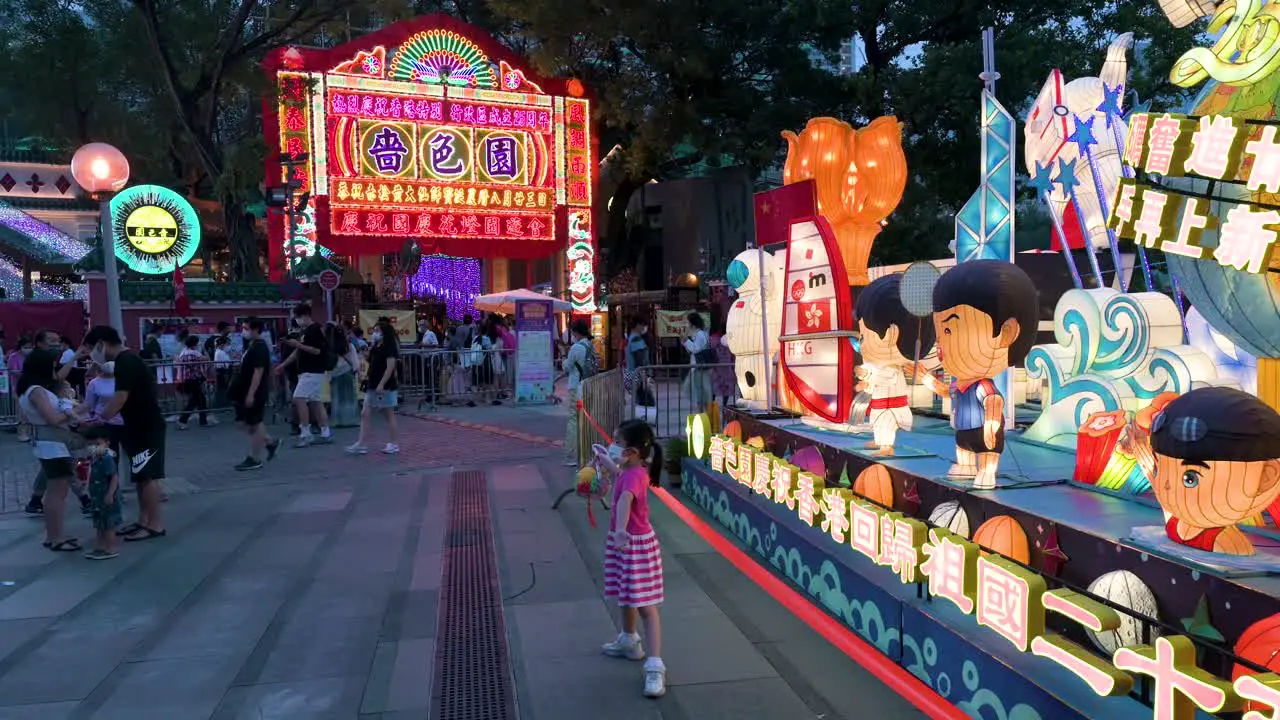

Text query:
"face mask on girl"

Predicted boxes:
[[607, 443, 624, 463]]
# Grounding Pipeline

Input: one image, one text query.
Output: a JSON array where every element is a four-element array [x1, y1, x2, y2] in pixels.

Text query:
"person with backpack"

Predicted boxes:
[[562, 318, 599, 466], [683, 313, 713, 413]]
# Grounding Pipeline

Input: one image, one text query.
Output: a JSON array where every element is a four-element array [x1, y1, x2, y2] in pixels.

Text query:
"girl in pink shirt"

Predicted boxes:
[[600, 419, 667, 698]]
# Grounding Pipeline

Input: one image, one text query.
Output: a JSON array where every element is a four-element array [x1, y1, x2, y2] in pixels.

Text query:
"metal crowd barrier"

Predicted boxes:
[[609, 363, 739, 440], [397, 347, 519, 410]]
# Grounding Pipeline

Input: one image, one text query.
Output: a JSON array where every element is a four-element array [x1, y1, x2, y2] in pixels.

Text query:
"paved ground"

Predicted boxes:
[[0, 407, 924, 719]]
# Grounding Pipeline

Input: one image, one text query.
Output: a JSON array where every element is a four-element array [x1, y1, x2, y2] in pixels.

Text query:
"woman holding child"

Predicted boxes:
[[17, 350, 83, 552]]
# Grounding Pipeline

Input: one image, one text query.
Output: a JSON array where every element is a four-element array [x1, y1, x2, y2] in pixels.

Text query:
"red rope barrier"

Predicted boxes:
[[576, 400, 613, 444], [652, 485, 967, 720]]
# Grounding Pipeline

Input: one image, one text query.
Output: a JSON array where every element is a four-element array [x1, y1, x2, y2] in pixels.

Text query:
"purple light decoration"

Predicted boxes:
[[406, 254, 481, 320], [0, 199, 92, 263]]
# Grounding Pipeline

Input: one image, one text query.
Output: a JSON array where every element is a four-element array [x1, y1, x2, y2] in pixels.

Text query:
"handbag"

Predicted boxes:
[[33, 424, 89, 458], [695, 348, 718, 364]]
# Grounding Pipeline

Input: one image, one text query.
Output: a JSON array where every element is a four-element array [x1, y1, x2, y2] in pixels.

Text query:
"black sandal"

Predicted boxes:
[[117, 522, 141, 536], [48, 539, 81, 552], [124, 527, 167, 542]]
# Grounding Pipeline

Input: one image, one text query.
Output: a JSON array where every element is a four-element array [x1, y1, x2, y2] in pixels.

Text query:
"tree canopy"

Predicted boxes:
[[0, 0, 1204, 278]]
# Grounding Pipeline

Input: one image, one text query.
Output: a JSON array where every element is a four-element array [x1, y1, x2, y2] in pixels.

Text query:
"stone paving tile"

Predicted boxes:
[[0, 405, 928, 719]]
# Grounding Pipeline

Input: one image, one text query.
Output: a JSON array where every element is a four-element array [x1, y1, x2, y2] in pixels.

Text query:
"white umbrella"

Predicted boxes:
[[474, 288, 572, 314]]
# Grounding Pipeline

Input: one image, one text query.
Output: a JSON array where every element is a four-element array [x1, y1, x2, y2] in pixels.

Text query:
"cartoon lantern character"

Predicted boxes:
[[723, 248, 784, 409], [1149, 386, 1280, 556], [853, 273, 936, 456], [917, 260, 1039, 489]]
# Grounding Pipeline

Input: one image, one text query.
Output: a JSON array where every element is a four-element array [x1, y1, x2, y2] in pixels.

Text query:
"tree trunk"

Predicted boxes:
[[222, 196, 261, 281]]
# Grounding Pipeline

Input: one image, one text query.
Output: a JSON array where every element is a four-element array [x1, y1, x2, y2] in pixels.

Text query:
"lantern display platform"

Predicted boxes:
[[681, 407, 1280, 718]]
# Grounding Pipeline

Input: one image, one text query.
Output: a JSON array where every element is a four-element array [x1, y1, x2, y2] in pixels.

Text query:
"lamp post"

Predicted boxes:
[[71, 143, 130, 337]]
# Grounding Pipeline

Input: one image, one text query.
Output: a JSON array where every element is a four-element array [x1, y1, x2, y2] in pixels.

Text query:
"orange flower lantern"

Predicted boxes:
[[781, 116, 908, 286]]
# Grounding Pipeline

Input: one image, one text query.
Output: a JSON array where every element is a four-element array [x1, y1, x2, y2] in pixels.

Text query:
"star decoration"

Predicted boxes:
[[1055, 157, 1081, 197], [1027, 161, 1055, 196], [1180, 594, 1225, 643], [901, 482, 921, 508], [837, 464, 852, 488], [1069, 114, 1099, 153], [1097, 83, 1125, 127], [761, 201, 772, 215], [1126, 94, 1152, 119], [1041, 526, 1069, 576]]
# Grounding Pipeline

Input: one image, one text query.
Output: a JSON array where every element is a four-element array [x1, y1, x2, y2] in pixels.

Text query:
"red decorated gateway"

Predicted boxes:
[[261, 15, 597, 289]]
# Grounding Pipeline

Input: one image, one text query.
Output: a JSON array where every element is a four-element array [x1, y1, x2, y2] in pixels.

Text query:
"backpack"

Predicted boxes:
[[576, 339, 600, 379]]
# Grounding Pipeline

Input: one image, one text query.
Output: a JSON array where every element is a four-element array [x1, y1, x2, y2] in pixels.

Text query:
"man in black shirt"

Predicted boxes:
[[84, 325, 168, 542], [230, 317, 279, 471], [277, 303, 332, 447]]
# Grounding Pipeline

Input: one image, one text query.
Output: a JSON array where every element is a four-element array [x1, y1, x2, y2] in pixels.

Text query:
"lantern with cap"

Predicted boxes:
[[1150, 386, 1280, 556]]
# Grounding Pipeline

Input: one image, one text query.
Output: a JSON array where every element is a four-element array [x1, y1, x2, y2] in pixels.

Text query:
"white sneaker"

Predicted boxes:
[[205, 417, 219, 426], [345, 443, 369, 455], [382, 443, 400, 454], [643, 658, 666, 698], [601, 633, 645, 660], [295, 435, 313, 448]]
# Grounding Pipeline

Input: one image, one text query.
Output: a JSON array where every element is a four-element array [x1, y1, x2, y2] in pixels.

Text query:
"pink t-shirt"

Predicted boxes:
[[610, 466, 653, 535]]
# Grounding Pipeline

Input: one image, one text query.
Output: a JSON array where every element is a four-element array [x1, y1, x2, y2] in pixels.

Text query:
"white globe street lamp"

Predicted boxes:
[[71, 143, 130, 336]]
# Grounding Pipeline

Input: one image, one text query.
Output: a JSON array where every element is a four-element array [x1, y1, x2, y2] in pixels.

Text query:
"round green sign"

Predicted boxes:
[[109, 185, 201, 275]]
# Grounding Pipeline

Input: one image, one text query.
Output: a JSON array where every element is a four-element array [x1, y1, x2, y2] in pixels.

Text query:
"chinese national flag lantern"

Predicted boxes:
[[1233, 612, 1280, 711], [973, 515, 1030, 564], [853, 464, 895, 507], [781, 116, 907, 287]]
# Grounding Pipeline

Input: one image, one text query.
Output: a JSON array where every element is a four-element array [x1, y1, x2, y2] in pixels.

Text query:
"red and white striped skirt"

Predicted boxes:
[[603, 531, 664, 607]]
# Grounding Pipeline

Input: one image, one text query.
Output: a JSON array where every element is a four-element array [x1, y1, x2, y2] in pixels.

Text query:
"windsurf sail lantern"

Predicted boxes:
[[779, 217, 857, 423]]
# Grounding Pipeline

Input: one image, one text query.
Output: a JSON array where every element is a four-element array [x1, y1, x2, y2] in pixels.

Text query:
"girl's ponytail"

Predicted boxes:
[[647, 442, 664, 487]]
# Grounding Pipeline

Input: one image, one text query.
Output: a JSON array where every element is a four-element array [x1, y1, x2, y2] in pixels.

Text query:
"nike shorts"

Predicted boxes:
[[124, 432, 167, 484]]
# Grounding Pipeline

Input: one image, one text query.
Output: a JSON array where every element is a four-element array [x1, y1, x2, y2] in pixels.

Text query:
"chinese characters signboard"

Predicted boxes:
[[264, 17, 596, 281], [1113, 112, 1280, 276], [691, 413, 1280, 720]]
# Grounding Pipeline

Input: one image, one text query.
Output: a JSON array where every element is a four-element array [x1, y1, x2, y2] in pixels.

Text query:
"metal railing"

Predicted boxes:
[[613, 363, 739, 440]]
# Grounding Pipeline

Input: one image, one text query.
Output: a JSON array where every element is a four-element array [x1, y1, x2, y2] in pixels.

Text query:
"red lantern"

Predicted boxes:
[[1233, 613, 1280, 711]]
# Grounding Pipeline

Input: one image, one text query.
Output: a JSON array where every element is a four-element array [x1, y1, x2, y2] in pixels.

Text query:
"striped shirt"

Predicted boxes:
[[949, 378, 999, 431]]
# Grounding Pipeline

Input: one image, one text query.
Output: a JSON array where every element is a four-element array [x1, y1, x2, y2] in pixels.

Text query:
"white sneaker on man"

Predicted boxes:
[[345, 443, 369, 455], [643, 657, 667, 698], [382, 443, 400, 454], [601, 632, 645, 660]]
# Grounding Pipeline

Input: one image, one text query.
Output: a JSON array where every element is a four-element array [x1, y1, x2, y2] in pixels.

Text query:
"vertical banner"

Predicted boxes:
[[515, 300, 554, 403]]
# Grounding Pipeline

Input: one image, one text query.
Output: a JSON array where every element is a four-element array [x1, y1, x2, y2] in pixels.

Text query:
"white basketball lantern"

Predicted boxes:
[[1087, 570, 1160, 654], [927, 500, 971, 539]]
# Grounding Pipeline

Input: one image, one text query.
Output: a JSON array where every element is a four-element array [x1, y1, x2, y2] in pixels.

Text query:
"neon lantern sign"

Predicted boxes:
[[567, 209, 595, 312], [108, 185, 202, 275], [262, 16, 597, 282]]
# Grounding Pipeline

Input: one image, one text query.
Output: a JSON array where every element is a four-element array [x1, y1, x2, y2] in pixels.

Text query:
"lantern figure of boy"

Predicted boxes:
[[1150, 386, 1280, 556], [853, 274, 937, 456], [917, 261, 1038, 488]]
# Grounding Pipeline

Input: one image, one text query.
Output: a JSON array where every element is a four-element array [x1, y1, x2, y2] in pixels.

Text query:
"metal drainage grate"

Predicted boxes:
[[432, 470, 517, 720]]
